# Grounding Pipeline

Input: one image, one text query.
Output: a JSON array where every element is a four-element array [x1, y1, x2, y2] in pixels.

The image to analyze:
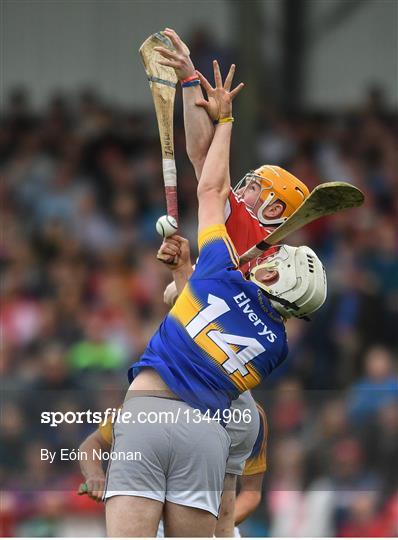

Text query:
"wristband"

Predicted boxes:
[[180, 74, 198, 84], [213, 117, 234, 125], [182, 79, 200, 88]]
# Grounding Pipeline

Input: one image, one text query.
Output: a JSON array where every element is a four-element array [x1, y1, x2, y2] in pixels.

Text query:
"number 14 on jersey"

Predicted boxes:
[[185, 294, 265, 377]]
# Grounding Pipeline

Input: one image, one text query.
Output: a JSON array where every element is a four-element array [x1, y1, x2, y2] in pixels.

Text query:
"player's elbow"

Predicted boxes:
[[197, 182, 229, 202], [164, 281, 178, 307], [79, 435, 94, 460], [187, 150, 206, 177], [245, 490, 262, 512], [236, 490, 262, 518], [80, 431, 108, 455]]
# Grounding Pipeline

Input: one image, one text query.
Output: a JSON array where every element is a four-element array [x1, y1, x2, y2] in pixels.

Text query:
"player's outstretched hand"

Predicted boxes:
[[78, 475, 106, 502], [154, 28, 196, 81], [195, 61, 244, 122], [157, 235, 191, 271]]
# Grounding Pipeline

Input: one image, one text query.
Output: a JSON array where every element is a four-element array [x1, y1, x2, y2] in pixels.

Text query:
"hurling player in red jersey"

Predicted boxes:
[[155, 28, 310, 274]]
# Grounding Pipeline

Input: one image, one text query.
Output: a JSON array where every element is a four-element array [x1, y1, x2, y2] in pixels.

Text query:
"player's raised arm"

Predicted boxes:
[[155, 28, 213, 179], [197, 61, 244, 233]]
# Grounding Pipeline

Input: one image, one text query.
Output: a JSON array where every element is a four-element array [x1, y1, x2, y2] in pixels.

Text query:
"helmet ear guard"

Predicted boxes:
[[255, 192, 289, 227], [249, 245, 327, 319]]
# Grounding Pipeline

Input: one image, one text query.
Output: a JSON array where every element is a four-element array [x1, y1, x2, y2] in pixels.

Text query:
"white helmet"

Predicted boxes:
[[249, 245, 327, 319]]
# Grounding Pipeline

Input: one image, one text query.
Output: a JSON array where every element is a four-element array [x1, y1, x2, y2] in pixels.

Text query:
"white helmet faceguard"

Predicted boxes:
[[249, 245, 327, 319]]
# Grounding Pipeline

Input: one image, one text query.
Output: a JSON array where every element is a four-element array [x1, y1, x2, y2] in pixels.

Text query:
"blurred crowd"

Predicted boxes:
[[1, 77, 397, 537]]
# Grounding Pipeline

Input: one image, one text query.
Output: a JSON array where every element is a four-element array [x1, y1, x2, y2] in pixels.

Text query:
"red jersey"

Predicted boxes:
[[225, 191, 271, 274]]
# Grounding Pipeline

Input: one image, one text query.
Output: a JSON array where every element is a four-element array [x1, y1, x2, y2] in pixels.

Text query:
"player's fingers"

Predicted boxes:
[[157, 253, 176, 265], [156, 251, 179, 262], [164, 29, 184, 53], [164, 27, 179, 37], [213, 60, 222, 88], [195, 98, 208, 107], [223, 64, 236, 91], [170, 234, 188, 244], [195, 99, 211, 115], [154, 47, 178, 62], [92, 490, 103, 502], [165, 243, 180, 254], [158, 250, 179, 262], [159, 246, 180, 258], [157, 59, 179, 69], [158, 258, 177, 268], [153, 47, 177, 58], [160, 241, 179, 252], [78, 483, 88, 495], [230, 82, 245, 99], [196, 71, 213, 94], [170, 235, 189, 251], [163, 237, 181, 249]]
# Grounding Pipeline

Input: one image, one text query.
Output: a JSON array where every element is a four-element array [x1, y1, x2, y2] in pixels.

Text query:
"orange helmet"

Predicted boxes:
[[235, 165, 310, 226]]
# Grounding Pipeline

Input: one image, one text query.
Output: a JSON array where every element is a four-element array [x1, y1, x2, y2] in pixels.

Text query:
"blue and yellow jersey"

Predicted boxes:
[[243, 402, 268, 475], [129, 225, 288, 416]]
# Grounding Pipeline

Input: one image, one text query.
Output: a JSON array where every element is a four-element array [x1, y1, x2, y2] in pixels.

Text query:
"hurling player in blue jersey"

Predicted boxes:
[[105, 61, 327, 537]]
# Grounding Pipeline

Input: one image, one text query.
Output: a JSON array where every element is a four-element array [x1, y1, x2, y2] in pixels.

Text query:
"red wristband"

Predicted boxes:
[[180, 73, 198, 84]]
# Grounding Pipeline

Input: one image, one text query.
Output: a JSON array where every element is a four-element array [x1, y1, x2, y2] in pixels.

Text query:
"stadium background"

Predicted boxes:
[[1, 0, 397, 536]]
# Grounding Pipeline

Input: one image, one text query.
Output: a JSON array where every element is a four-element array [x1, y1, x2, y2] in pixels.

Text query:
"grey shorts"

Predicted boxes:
[[104, 396, 230, 517], [226, 391, 260, 475]]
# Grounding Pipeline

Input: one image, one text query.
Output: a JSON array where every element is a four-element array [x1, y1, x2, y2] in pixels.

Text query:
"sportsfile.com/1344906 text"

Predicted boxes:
[[41, 407, 254, 428]]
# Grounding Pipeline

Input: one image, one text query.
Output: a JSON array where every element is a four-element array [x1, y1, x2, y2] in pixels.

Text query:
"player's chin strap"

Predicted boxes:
[[259, 290, 310, 322]]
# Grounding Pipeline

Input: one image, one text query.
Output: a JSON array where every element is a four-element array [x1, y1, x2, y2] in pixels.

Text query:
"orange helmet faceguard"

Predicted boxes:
[[234, 165, 310, 226]]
